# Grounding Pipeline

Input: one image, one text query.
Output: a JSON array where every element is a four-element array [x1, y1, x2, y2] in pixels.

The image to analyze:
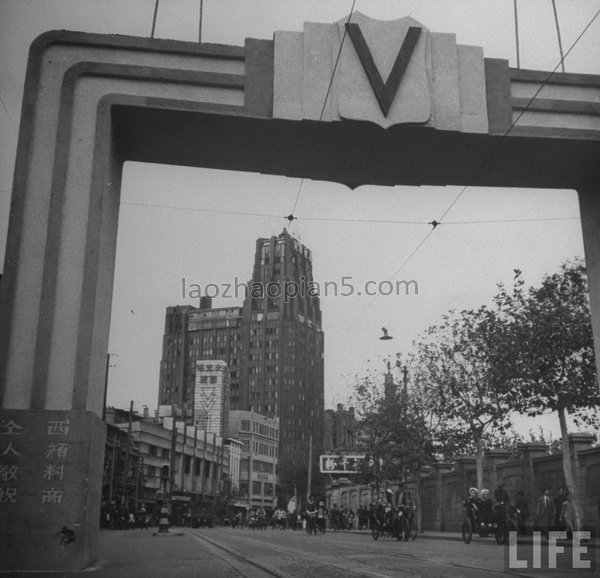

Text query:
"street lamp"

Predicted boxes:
[[379, 327, 393, 340]]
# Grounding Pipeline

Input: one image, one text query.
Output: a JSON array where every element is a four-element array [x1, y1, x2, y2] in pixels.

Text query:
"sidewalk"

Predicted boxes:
[[354, 527, 600, 548]]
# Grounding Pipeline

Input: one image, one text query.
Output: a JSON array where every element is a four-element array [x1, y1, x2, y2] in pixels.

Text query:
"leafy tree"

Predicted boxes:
[[411, 306, 515, 490], [277, 442, 324, 507], [351, 357, 437, 530], [492, 259, 599, 529]]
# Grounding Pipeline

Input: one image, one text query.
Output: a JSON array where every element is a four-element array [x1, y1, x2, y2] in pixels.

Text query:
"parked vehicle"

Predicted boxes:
[[369, 504, 417, 541], [190, 504, 216, 528]]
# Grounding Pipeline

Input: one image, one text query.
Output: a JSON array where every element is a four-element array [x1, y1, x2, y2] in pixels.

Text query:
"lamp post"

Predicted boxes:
[[156, 464, 171, 534], [102, 353, 118, 421], [378, 327, 420, 531]]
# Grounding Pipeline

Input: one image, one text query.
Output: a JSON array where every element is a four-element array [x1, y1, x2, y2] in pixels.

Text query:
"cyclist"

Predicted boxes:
[[316, 501, 328, 534], [305, 497, 317, 535], [478, 489, 494, 527]]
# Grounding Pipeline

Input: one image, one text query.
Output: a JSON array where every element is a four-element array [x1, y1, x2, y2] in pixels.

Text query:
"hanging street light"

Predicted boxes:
[[380, 327, 393, 340]]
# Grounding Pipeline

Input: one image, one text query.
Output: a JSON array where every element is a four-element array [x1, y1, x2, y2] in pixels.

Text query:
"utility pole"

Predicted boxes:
[[169, 405, 177, 518], [103, 353, 110, 422], [306, 434, 313, 501], [134, 455, 142, 511], [121, 400, 134, 510], [180, 405, 187, 492], [108, 433, 117, 509]]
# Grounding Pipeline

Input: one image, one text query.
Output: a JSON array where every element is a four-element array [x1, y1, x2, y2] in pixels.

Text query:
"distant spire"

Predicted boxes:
[[384, 364, 395, 403]]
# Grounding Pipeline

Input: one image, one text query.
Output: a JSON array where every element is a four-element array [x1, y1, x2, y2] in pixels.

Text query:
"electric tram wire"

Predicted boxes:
[[288, 0, 358, 222], [436, 6, 600, 226], [119, 200, 578, 227], [0, 91, 18, 134], [338, 7, 600, 337]]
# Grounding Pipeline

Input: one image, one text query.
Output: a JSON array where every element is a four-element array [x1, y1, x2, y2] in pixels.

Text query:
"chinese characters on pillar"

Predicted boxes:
[[0, 416, 71, 506], [41, 418, 69, 505], [0, 419, 22, 504]]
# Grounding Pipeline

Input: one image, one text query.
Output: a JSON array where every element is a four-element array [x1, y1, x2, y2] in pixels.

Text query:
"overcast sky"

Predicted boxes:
[[1, 1, 599, 438]]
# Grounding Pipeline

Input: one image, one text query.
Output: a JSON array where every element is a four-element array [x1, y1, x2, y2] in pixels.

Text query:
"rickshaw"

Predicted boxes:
[[370, 504, 417, 541], [462, 499, 518, 544]]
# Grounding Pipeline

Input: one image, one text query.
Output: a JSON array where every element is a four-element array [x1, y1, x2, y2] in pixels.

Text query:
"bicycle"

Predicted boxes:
[[397, 505, 417, 541], [305, 512, 318, 536], [370, 515, 384, 540]]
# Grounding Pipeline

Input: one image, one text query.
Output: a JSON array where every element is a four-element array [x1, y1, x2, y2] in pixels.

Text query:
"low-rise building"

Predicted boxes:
[[229, 410, 279, 510], [104, 406, 234, 525], [324, 403, 357, 452]]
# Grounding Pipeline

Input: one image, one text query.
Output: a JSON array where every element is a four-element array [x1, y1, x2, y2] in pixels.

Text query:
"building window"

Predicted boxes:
[[252, 460, 273, 474], [252, 481, 262, 496]]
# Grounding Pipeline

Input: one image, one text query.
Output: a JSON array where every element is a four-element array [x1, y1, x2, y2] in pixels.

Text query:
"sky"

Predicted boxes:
[[1, 1, 599, 438]]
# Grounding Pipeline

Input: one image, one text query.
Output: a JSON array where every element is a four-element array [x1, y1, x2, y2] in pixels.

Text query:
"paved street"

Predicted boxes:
[[18, 526, 590, 578]]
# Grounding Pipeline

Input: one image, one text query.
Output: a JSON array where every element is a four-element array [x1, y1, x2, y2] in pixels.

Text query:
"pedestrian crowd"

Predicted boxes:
[[464, 482, 575, 536], [101, 507, 153, 530]]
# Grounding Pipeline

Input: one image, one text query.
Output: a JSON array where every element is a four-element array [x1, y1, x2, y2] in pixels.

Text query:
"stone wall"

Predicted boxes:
[[325, 435, 600, 532]]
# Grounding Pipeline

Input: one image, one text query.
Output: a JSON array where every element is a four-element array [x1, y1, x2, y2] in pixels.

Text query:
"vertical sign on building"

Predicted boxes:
[[194, 360, 230, 437]]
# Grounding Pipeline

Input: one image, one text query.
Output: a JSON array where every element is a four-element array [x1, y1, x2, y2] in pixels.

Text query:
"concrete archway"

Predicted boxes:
[[1, 14, 599, 570]]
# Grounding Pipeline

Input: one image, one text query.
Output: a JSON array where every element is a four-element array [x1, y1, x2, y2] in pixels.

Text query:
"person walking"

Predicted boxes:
[[535, 488, 555, 536], [514, 491, 530, 535], [554, 488, 568, 531], [560, 493, 576, 538], [316, 501, 328, 534]]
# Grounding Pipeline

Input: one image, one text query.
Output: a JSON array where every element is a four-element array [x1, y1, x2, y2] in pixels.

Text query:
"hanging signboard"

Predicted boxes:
[[319, 454, 367, 474]]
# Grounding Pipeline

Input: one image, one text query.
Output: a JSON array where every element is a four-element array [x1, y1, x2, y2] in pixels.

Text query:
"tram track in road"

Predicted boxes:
[[187, 528, 286, 577], [207, 528, 513, 577], [320, 531, 543, 577], [186, 528, 394, 577], [321, 531, 513, 576]]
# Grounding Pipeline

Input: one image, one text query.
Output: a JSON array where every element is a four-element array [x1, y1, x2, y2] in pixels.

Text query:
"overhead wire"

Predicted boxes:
[[199, 0, 204, 43], [514, 0, 521, 69], [436, 5, 599, 226], [150, 0, 160, 39], [0, 91, 18, 134], [339, 5, 600, 337], [551, 0, 566, 72], [288, 0, 358, 223], [120, 200, 578, 226], [122, 200, 278, 220]]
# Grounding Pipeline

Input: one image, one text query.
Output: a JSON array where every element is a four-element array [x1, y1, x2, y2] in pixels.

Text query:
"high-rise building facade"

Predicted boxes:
[[158, 230, 324, 459], [158, 302, 243, 410], [240, 229, 324, 454]]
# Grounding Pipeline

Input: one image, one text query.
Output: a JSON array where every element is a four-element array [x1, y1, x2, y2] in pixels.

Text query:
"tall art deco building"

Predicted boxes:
[[158, 229, 325, 457]]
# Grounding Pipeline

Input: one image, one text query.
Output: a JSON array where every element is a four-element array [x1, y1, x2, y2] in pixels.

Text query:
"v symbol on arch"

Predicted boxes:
[[345, 23, 422, 117]]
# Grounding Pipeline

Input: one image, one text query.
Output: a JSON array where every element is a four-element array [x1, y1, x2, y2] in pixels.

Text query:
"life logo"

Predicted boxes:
[[505, 531, 596, 573]]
